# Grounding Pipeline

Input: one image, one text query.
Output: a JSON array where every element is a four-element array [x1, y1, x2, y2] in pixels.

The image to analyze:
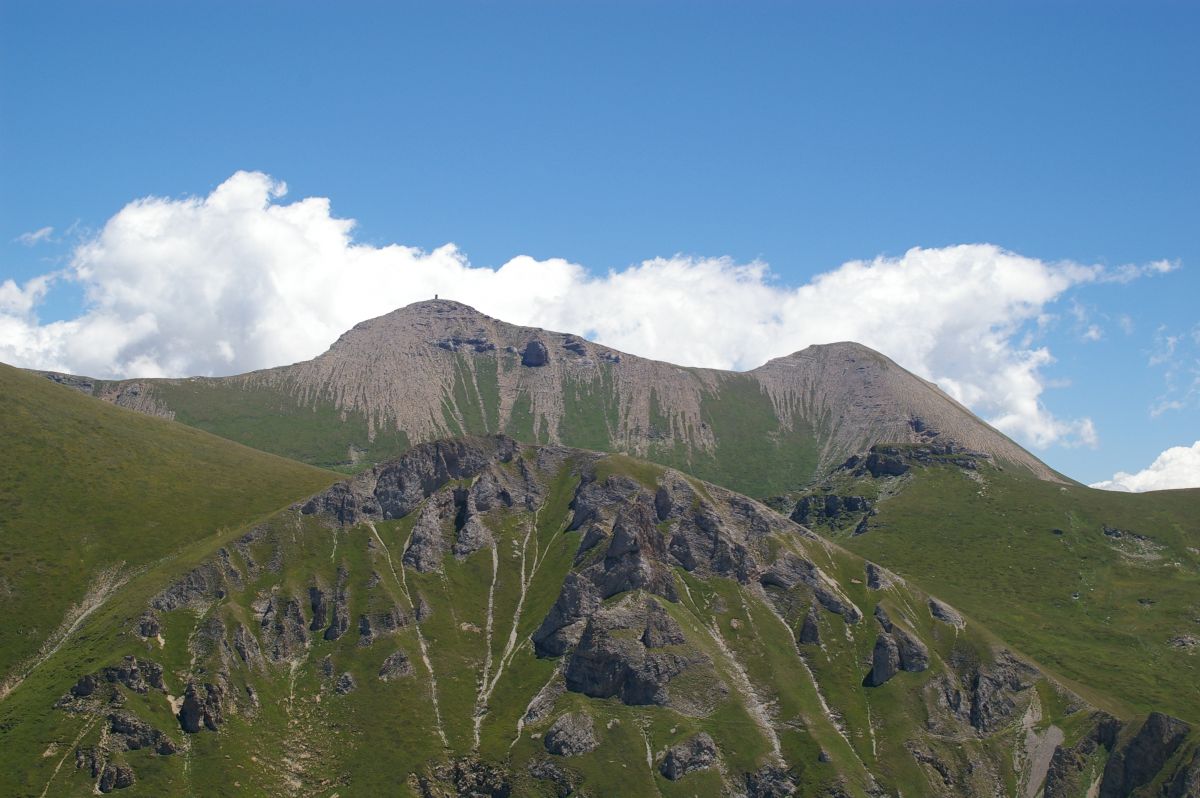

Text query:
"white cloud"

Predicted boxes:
[[1103, 259, 1180, 284], [14, 226, 54, 246], [1090, 441, 1200, 492], [0, 170, 1177, 450]]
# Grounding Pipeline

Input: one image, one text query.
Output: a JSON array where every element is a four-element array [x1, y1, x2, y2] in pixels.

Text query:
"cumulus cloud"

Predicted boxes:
[[1090, 441, 1200, 492], [14, 226, 55, 246], [0, 170, 1176, 450]]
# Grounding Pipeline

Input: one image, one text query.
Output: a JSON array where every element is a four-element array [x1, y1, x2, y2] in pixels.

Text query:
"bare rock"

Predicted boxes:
[[865, 562, 894, 590], [1167, 746, 1200, 798], [335, 672, 357, 694], [403, 501, 447, 573], [521, 340, 549, 367], [177, 681, 223, 733], [864, 633, 901, 687], [532, 573, 602, 657], [799, 604, 821, 644], [358, 605, 409, 647], [379, 649, 413, 681], [452, 487, 493, 559], [233, 623, 265, 670], [1099, 712, 1191, 798], [760, 552, 862, 624], [259, 594, 309, 661], [324, 566, 351, 641], [928, 597, 965, 628], [136, 611, 160, 639], [98, 761, 135, 792], [660, 732, 718, 780], [528, 758, 579, 798], [745, 764, 797, 797], [544, 712, 597, 757], [108, 711, 176, 755], [641, 600, 686, 648], [563, 596, 707, 707]]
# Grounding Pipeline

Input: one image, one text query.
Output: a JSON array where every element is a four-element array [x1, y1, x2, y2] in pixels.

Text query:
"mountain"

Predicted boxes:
[[5, 429, 1196, 797], [41, 299, 1056, 493], [7, 302, 1200, 796]]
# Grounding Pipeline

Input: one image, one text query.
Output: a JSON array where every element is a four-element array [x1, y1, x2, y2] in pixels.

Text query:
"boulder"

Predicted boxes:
[[543, 712, 598, 757], [177, 681, 223, 733], [928, 597, 965, 628], [865, 562, 893, 590], [864, 633, 901, 687], [521, 340, 549, 367], [379, 649, 413, 681], [98, 762, 135, 792], [660, 733, 718, 780], [798, 604, 821, 645]]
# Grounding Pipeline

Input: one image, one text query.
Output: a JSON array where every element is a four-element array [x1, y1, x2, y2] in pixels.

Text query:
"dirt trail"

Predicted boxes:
[[1, 564, 129, 703]]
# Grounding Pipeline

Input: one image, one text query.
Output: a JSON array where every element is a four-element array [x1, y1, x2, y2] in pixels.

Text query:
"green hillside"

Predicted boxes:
[[0, 364, 337, 694], [792, 449, 1200, 724], [4, 436, 1163, 797]]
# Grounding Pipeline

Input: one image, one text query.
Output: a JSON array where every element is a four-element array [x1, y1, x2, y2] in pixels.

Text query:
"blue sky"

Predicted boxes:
[[1, 1, 1197, 487]]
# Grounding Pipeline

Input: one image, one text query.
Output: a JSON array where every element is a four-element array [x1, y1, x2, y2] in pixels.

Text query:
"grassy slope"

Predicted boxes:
[[0, 364, 337, 686], [841, 463, 1200, 723], [118, 363, 823, 497], [2, 449, 1109, 797]]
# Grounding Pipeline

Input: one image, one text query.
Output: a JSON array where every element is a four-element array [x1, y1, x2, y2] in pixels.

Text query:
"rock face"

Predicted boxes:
[[799, 603, 821, 644], [521, 340, 549, 367], [258, 594, 309, 661], [865, 562, 894, 590], [1167, 747, 1200, 798], [1099, 712, 1191, 798], [864, 606, 928, 686], [323, 566, 351, 641], [660, 733, 718, 780], [97, 762, 135, 792], [357, 605, 409, 647], [108, 711, 176, 755], [562, 595, 706, 708], [1042, 713, 1121, 798], [70, 656, 165, 697], [178, 681, 223, 733], [403, 502, 448, 573], [928, 597, 965, 628], [791, 493, 873, 528], [543, 712, 598, 757]]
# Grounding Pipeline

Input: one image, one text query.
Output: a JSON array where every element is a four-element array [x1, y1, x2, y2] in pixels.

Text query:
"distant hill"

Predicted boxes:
[[36, 299, 1058, 494]]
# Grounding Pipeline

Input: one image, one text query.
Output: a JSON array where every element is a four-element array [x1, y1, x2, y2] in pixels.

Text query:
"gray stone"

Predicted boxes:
[[543, 712, 597, 757], [335, 672, 357, 694], [378, 649, 413, 681], [521, 340, 549, 367], [928, 597, 965, 628], [660, 732, 718, 780]]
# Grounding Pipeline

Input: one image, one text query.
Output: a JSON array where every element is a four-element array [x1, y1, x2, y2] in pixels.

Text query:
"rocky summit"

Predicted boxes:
[[3, 304, 1199, 797]]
